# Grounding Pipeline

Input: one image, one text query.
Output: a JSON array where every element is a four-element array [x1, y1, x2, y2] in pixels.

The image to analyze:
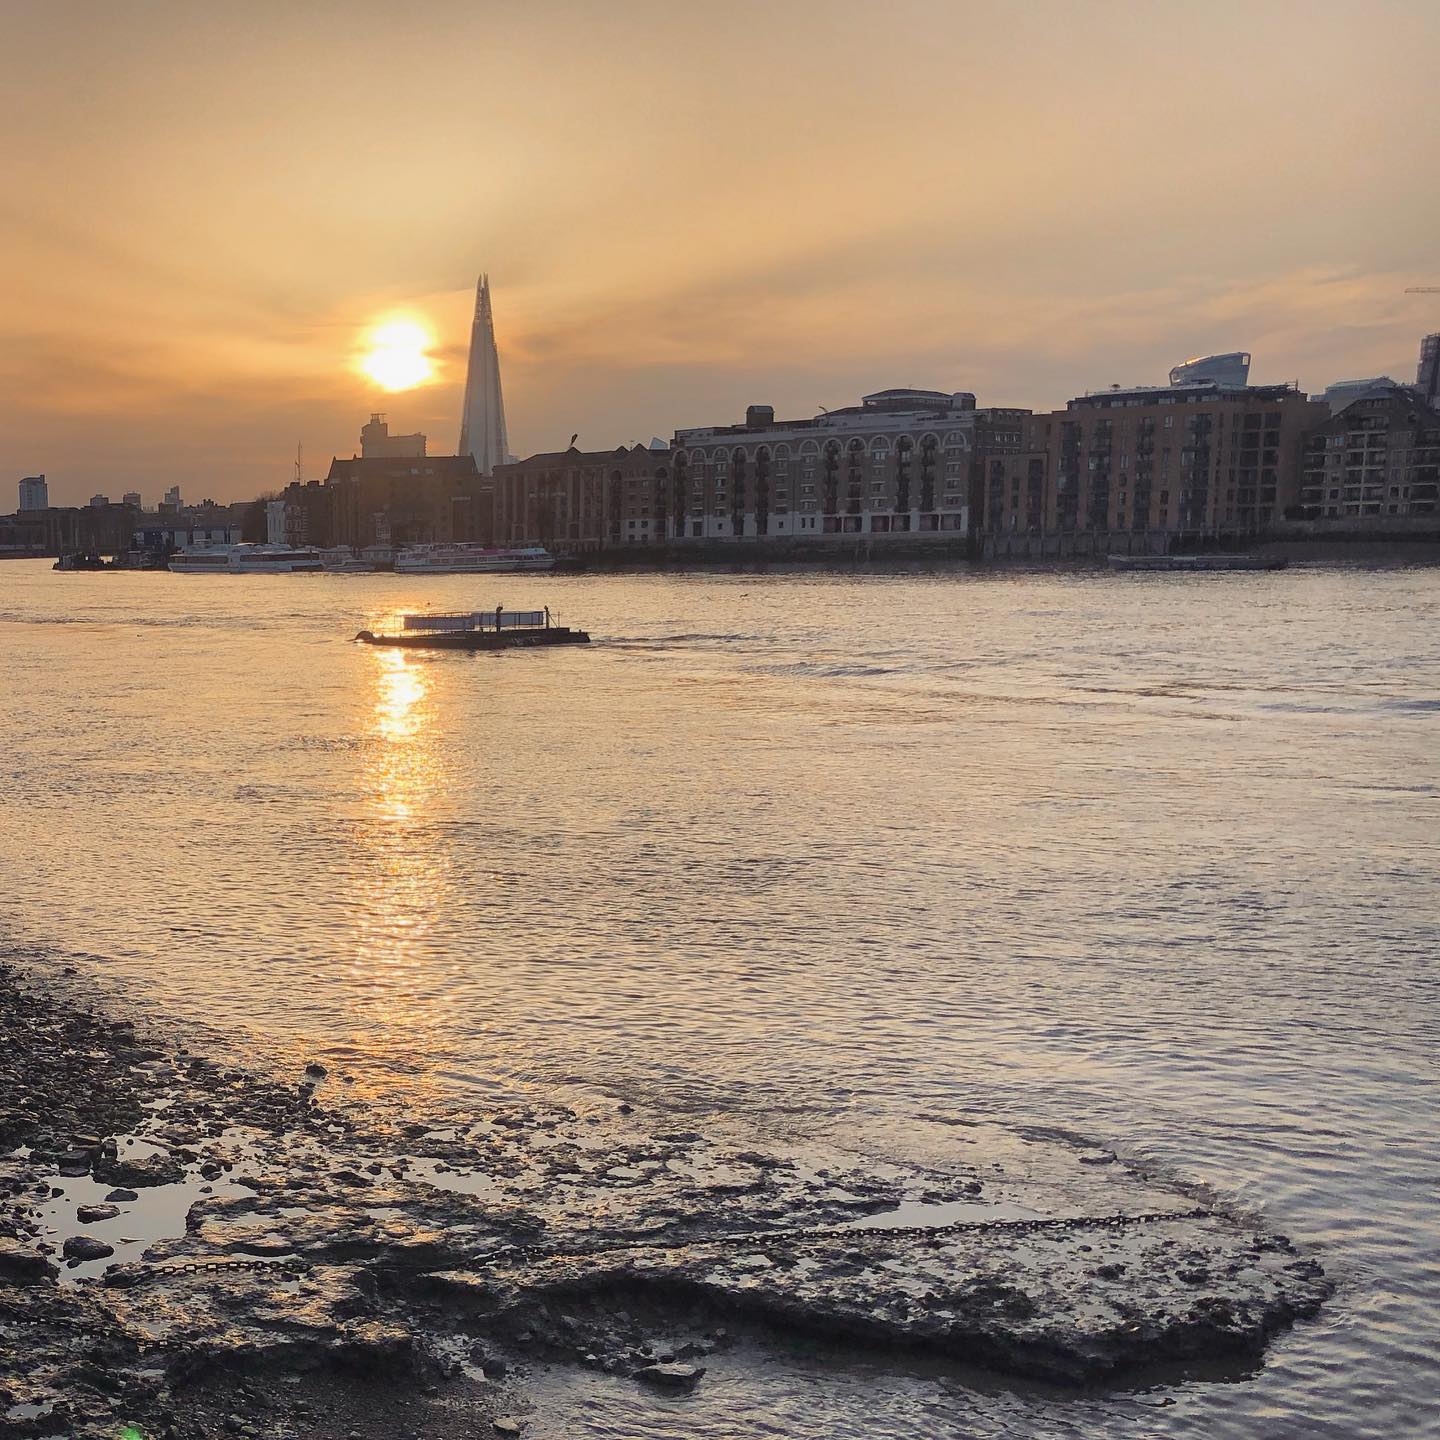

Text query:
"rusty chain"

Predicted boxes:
[[90, 1203, 1215, 1289]]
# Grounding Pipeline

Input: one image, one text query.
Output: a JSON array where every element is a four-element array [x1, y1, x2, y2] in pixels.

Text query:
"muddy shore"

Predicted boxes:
[[1, 957, 1330, 1439]]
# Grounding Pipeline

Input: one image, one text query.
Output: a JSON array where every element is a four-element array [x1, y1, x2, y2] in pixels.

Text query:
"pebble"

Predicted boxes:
[[76, 1203, 121, 1223], [493, 1419, 524, 1436]]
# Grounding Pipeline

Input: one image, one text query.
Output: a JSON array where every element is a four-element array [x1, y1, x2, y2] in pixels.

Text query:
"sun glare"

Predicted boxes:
[[361, 319, 434, 392]]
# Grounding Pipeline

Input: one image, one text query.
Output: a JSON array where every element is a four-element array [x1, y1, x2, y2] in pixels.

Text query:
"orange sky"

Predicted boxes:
[[4, 0, 1439, 506]]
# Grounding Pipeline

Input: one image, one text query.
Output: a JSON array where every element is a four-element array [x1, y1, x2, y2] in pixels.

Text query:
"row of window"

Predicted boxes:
[[676, 434, 969, 464]]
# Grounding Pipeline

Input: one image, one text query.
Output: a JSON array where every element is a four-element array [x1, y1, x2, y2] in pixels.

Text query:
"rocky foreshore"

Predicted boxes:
[[1, 957, 1331, 1439]]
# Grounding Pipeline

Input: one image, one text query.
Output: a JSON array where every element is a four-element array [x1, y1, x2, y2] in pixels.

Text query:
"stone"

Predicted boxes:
[[96, 1152, 184, 1188], [633, 1362, 706, 1391], [102, 1264, 148, 1288], [304, 1061, 328, 1079], [76, 1203, 121, 1223], [105, 1188, 139, 1202], [0, 1238, 58, 1285], [493, 1420, 524, 1437], [62, 1235, 115, 1262]]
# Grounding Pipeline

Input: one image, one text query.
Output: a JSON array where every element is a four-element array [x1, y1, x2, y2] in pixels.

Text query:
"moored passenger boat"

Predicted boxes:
[[394, 544, 557, 575], [169, 544, 325, 574], [355, 607, 589, 650]]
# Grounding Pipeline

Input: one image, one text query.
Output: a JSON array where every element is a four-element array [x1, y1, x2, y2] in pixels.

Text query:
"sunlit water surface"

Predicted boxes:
[[1, 560, 1436, 1438]]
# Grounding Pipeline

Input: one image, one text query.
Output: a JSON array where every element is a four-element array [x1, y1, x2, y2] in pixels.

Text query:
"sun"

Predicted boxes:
[[361, 319, 434, 392]]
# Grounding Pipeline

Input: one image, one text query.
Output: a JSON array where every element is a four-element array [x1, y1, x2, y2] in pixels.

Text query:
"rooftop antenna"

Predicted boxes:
[[295, 442, 303, 486]]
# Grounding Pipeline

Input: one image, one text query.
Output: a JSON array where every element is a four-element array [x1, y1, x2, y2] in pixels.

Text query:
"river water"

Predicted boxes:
[[1, 558, 1436, 1438]]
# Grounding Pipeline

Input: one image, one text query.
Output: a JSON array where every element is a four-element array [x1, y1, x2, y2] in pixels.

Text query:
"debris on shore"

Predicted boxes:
[[0, 958, 1331, 1439]]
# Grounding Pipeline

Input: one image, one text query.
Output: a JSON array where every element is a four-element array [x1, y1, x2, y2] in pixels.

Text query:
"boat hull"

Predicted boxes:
[[355, 626, 589, 650], [1109, 555, 1288, 573], [393, 559, 557, 575]]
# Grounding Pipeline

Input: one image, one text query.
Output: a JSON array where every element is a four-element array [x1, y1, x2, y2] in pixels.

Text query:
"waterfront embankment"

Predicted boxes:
[[1, 956, 1331, 1440]]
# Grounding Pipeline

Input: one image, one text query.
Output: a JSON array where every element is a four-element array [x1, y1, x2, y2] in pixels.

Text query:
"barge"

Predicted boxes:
[[355, 607, 590, 651], [1109, 554, 1288, 573]]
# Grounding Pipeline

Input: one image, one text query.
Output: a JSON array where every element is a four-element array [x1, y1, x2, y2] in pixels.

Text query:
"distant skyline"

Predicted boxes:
[[4, 0, 1440, 506]]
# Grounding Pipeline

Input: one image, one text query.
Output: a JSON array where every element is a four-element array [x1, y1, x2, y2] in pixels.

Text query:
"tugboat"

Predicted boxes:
[[355, 606, 590, 651], [52, 550, 108, 571]]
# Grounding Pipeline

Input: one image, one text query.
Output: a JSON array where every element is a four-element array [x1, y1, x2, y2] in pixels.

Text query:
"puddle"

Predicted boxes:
[[6, 1402, 55, 1421], [842, 1198, 1041, 1231], [403, 1157, 503, 1200], [31, 1172, 251, 1282]]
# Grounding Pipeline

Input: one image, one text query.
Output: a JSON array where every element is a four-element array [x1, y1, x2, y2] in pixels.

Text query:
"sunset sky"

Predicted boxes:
[[4, 0, 1439, 506]]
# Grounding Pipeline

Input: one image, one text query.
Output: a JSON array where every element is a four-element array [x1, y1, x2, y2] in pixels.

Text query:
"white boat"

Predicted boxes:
[[394, 544, 557, 576], [319, 546, 379, 573], [169, 544, 325, 574]]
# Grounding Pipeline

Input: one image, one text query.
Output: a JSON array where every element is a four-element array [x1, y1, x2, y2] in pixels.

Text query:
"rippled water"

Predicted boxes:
[[2, 559, 1437, 1438]]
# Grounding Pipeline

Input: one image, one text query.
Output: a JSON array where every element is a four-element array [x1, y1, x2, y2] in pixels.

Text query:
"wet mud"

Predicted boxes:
[[0, 959, 1331, 1439]]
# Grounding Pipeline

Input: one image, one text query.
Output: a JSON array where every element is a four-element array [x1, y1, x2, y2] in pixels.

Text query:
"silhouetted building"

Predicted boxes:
[[1044, 380, 1323, 536], [1169, 352, 1251, 387], [324, 452, 485, 549], [121, 490, 142, 508], [1418, 333, 1440, 408], [18, 475, 47, 512], [360, 413, 425, 459], [1296, 391, 1440, 521], [1, 502, 143, 557], [671, 389, 988, 541], [1319, 377, 1407, 413], [134, 516, 241, 551], [978, 371, 1326, 555], [266, 480, 334, 547], [491, 446, 669, 548], [458, 274, 509, 475]]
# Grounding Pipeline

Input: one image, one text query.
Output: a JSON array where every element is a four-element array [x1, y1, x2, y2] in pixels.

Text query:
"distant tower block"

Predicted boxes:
[[1418, 333, 1440, 407], [1169, 352, 1251, 387], [18, 474, 48, 511], [458, 274, 510, 475]]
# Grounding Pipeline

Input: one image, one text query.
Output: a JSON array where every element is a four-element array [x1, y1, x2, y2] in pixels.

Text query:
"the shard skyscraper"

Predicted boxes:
[[458, 274, 509, 474]]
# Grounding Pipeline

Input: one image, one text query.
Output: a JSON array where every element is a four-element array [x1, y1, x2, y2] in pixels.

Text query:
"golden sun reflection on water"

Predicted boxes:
[[346, 647, 451, 1070]]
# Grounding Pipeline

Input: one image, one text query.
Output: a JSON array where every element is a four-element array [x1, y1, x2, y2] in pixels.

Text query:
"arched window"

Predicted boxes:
[[799, 440, 820, 456]]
